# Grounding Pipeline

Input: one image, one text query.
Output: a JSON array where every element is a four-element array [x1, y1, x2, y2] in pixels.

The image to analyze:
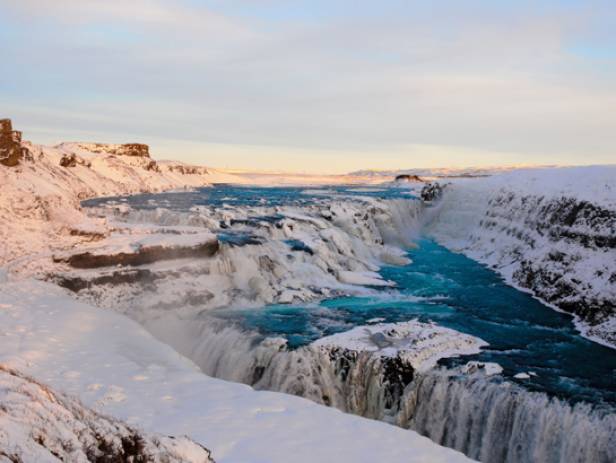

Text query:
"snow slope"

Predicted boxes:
[[425, 166, 616, 347], [0, 366, 213, 462], [0, 279, 472, 463]]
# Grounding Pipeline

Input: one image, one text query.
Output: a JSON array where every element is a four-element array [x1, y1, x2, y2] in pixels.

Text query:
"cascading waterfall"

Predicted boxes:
[[76, 188, 616, 463], [403, 372, 616, 463], [145, 316, 414, 420], [146, 316, 616, 463]]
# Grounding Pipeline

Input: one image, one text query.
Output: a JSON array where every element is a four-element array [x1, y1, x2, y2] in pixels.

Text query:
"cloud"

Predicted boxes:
[[1, 0, 615, 171]]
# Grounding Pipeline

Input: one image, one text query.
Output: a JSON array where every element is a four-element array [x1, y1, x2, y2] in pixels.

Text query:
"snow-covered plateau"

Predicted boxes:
[[1, 120, 615, 462]]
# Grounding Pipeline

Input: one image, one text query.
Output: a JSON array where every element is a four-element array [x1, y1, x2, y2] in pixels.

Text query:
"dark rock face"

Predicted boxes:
[[145, 159, 160, 172], [54, 268, 161, 292], [0, 119, 28, 167], [115, 143, 150, 157], [54, 240, 220, 269], [420, 183, 444, 201], [395, 174, 424, 183], [60, 153, 78, 167], [59, 152, 91, 168], [0, 366, 215, 462], [81, 143, 151, 158]]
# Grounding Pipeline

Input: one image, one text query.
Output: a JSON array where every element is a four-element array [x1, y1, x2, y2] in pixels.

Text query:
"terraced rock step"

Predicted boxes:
[[53, 233, 219, 269]]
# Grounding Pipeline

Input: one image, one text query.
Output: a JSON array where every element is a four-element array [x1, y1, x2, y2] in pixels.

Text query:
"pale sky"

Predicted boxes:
[[1, 0, 615, 173]]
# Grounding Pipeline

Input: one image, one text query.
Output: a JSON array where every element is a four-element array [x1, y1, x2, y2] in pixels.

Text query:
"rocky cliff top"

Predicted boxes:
[[0, 118, 28, 167], [64, 142, 151, 158]]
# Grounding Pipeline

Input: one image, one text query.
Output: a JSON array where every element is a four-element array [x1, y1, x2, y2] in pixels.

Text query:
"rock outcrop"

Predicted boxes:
[[420, 183, 444, 202], [0, 365, 215, 462], [73, 142, 151, 158], [116, 143, 150, 157], [53, 236, 220, 269], [395, 174, 424, 183], [164, 164, 210, 175], [59, 152, 91, 168], [0, 119, 28, 167]]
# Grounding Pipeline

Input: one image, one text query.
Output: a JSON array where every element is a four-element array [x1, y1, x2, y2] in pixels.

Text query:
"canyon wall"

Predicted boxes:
[[426, 167, 616, 347]]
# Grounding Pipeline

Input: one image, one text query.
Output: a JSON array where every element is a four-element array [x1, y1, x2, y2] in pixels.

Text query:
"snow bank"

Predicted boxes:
[[0, 279, 472, 463]]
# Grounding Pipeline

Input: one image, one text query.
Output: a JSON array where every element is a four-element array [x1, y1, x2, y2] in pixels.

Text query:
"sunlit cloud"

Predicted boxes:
[[1, 0, 615, 173]]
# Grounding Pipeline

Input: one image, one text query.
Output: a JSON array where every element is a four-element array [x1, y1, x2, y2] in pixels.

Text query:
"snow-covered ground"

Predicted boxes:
[[425, 166, 616, 347], [0, 279, 472, 463]]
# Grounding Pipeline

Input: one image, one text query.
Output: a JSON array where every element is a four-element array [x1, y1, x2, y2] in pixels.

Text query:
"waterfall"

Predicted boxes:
[[145, 316, 414, 420], [403, 372, 616, 463], [145, 316, 616, 463]]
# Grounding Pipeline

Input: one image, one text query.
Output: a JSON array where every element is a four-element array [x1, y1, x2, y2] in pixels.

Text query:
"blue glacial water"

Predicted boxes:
[[216, 239, 616, 408], [84, 185, 616, 410], [82, 184, 417, 211]]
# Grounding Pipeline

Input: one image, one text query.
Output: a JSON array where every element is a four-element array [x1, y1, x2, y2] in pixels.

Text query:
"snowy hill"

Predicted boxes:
[[0, 121, 248, 265]]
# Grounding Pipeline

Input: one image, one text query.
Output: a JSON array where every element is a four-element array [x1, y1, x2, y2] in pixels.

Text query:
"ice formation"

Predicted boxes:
[[46, 196, 421, 318]]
